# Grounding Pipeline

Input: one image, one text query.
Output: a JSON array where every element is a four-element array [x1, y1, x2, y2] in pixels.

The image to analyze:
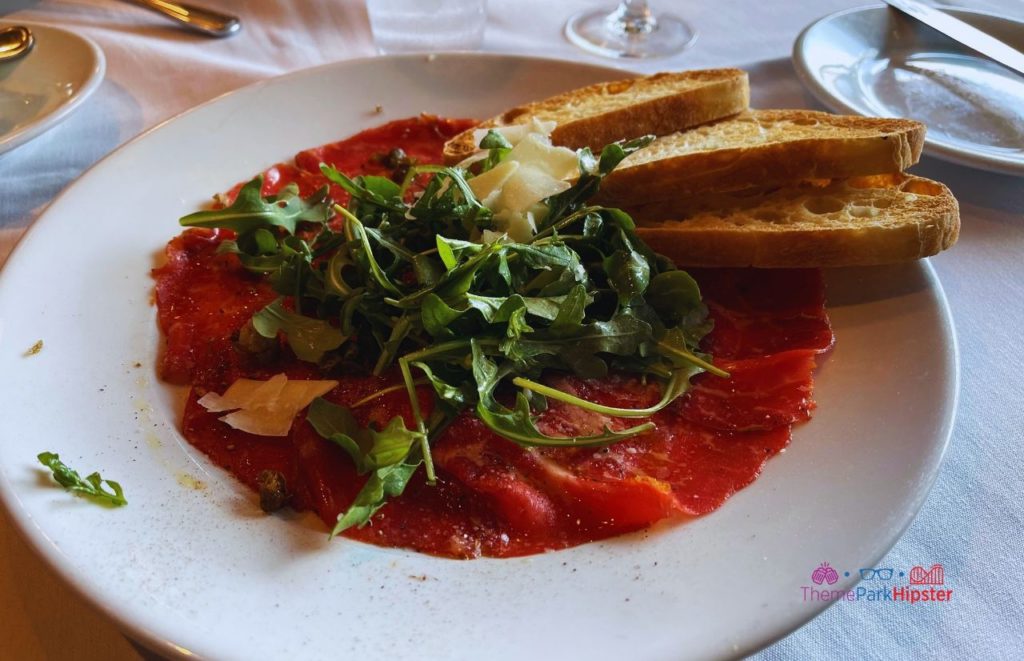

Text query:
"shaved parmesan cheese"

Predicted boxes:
[[496, 165, 571, 214], [467, 119, 579, 242], [468, 159, 519, 206], [198, 373, 289, 412], [471, 118, 558, 149], [506, 133, 579, 180], [198, 374, 338, 437], [480, 229, 508, 244], [494, 209, 538, 243]]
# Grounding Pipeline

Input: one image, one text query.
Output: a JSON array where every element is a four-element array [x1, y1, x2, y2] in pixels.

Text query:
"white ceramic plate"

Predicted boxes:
[[0, 22, 105, 155], [0, 54, 958, 660], [793, 5, 1024, 175]]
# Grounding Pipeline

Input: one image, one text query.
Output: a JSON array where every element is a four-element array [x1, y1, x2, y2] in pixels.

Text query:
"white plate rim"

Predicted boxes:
[[0, 52, 960, 660], [0, 21, 106, 155], [792, 3, 1024, 176]]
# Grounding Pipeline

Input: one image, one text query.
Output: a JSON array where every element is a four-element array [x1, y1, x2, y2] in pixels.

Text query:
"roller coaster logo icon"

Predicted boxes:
[[908, 564, 945, 586]]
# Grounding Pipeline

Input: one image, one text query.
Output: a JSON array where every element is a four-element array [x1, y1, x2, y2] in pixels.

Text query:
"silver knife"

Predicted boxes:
[[883, 0, 1024, 76]]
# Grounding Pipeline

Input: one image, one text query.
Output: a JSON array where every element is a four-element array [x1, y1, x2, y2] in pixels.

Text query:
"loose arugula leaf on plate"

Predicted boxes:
[[37, 452, 127, 507]]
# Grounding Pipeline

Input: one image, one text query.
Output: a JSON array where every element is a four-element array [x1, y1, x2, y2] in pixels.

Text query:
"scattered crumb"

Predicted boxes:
[[24, 340, 43, 356], [176, 473, 206, 490], [408, 574, 429, 582], [426, 53, 436, 62], [133, 361, 142, 368], [373, 104, 383, 114]]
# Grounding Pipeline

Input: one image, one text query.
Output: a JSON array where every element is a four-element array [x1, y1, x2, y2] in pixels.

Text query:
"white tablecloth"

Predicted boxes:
[[2, 1, 1022, 659]]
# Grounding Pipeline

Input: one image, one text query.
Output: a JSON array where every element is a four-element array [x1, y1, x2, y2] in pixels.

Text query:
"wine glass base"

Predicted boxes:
[[564, 7, 697, 59]]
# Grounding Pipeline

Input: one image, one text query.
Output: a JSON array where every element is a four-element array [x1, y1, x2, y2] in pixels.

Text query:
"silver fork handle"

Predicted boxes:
[[127, 0, 241, 38]]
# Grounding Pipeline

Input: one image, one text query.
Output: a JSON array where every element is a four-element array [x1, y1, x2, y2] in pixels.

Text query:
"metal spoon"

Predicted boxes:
[[0, 25, 34, 62], [125, 0, 241, 38]]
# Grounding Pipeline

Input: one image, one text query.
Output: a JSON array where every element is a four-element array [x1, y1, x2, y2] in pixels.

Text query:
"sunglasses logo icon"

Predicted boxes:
[[859, 568, 894, 580]]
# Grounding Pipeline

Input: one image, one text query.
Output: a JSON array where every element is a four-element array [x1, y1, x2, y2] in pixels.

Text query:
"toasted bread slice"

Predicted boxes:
[[598, 110, 926, 206], [631, 173, 959, 268], [442, 69, 749, 164]]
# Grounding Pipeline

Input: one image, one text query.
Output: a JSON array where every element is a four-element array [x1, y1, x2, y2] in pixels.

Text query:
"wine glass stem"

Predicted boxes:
[[609, 0, 657, 35]]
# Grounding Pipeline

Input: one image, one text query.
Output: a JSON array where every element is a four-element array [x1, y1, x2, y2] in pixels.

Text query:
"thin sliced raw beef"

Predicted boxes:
[[690, 268, 834, 359], [155, 117, 834, 559]]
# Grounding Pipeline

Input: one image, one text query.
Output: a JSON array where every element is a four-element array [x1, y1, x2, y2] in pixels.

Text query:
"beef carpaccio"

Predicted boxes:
[[153, 116, 834, 558]]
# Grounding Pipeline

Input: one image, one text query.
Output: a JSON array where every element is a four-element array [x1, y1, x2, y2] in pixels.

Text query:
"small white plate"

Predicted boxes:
[[0, 54, 958, 660], [0, 22, 105, 155], [793, 5, 1024, 175]]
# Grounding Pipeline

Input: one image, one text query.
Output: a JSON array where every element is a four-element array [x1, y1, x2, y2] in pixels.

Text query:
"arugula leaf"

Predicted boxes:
[[505, 312, 656, 377], [502, 303, 534, 340], [646, 270, 706, 328], [306, 398, 425, 536], [436, 235, 484, 270], [361, 164, 488, 234], [471, 342, 654, 447], [306, 399, 422, 534], [479, 129, 512, 150], [411, 361, 473, 412], [604, 246, 651, 304], [331, 460, 420, 535], [657, 326, 726, 376], [479, 129, 513, 171], [320, 165, 405, 214], [550, 284, 589, 333], [306, 398, 422, 473], [340, 210, 403, 296], [181, 178, 333, 234], [373, 315, 413, 375], [541, 136, 653, 229], [389, 241, 502, 310], [512, 362, 702, 419], [465, 293, 574, 324], [37, 452, 126, 507], [597, 136, 654, 174], [413, 252, 444, 287], [251, 299, 346, 362], [220, 233, 312, 274], [421, 293, 466, 337]]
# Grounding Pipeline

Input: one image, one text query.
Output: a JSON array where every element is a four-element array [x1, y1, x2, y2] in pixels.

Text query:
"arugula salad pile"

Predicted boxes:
[[180, 128, 726, 536]]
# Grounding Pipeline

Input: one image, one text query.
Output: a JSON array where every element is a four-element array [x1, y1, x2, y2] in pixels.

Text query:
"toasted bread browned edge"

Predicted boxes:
[[442, 69, 750, 165], [632, 175, 960, 268], [598, 111, 926, 206]]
